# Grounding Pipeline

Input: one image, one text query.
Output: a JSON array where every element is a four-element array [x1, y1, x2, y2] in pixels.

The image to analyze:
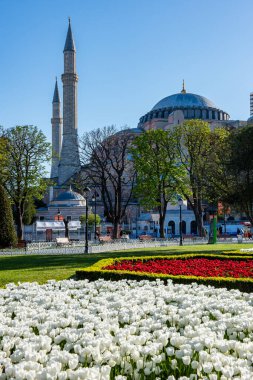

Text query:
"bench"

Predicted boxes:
[[99, 236, 112, 244], [56, 237, 72, 246], [17, 240, 27, 248], [139, 235, 153, 241]]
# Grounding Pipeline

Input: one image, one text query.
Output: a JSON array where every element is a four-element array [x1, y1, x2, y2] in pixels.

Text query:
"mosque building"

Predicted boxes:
[[36, 20, 252, 239]]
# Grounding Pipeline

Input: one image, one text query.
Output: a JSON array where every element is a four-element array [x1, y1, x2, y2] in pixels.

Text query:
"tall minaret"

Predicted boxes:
[[58, 19, 80, 185], [50, 78, 62, 179]]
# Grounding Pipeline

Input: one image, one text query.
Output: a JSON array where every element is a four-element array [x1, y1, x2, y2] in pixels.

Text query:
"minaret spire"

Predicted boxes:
[[64, 17, 76, 52], [181, 79, 186, 94], [53, 77, 60, 103], [58, 20, 80, 185], [51, 77, 62, 179]]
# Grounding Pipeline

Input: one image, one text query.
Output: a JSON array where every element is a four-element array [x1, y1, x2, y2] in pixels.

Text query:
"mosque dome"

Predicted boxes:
[[50, 186, 85, 207], [152, 92, 216, 111], [56, 189, 84, 202], [138, 82, 230, 127]]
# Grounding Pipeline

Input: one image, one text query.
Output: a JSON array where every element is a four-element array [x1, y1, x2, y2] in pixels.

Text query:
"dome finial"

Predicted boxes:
[[181, 79, 186, 94]]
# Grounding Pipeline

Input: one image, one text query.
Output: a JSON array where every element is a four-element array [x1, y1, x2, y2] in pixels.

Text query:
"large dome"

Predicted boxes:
[[152, 92, 216, 111], [138, 86, 230, 127]]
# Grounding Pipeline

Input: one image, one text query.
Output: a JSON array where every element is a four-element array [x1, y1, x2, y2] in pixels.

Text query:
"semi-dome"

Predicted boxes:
[[152, 92, 216, 111]]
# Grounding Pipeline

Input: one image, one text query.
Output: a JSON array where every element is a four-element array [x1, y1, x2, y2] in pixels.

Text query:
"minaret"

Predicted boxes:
[[58, 19, 80, 185], [50, 78, 62, 179]]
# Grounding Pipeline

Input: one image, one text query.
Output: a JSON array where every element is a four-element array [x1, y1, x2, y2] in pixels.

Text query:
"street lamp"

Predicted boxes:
[[178, 197, 183, 246], [92, 191, 97, 241], [207, 205, 217, 244], [84, 187, 90, 253], [57, 208, 61, 238]]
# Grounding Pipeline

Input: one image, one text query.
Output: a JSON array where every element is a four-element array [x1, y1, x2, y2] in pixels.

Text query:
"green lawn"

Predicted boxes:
[[0, 243, 252, 287]]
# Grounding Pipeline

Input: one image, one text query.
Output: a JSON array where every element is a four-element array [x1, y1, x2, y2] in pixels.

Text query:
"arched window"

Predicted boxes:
[[191, 220, 197, 234], [182, 220, 186, 234], [168, 221, 175, 235], [179, 220, 186, 234]]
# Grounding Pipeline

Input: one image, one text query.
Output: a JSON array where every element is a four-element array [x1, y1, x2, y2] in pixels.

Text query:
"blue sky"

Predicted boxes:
[[0, 0, 253, 144]]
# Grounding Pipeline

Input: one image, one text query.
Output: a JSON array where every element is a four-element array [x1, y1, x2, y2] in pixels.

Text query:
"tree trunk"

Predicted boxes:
[[159, 199, 167, 239], [112, 220, 119, 239], [193, 205, 205, 237], [63, 219, 69, 239], [159, 217, 165, 238], [16, 207, 24, 241]]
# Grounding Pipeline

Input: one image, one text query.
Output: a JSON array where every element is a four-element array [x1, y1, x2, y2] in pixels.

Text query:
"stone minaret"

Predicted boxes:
[[50, 78, 62, 179], [58, 19, 80, 185]]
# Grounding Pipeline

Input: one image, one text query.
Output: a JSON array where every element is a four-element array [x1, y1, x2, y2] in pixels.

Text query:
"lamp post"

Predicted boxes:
[[57, 208, 61, 237], [92, 191, 97, 241], [207, 205, 217, 244], [224, 212, 227, 235], [84, 187, 90, 253], [178, 197, 183, 246]]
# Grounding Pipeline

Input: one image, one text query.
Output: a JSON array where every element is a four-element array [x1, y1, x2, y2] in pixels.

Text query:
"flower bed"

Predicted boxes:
[[104, 257, 253, 278], [76, 253, 253, 292], [1, 279, 253, 379]]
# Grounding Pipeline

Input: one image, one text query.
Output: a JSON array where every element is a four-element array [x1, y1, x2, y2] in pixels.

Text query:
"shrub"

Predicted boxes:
[[0, 184, 17, 247]]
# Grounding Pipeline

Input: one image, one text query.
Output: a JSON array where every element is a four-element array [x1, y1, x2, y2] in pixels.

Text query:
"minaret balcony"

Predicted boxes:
[[61, 73, 78, 83]]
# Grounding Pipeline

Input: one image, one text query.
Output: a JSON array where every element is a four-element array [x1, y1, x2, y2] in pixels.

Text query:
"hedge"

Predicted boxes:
[[76, 253, 253, 292]]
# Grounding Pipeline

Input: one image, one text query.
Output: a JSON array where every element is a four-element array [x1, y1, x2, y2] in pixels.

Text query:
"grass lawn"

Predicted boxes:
[[0, 243, 252, 288]]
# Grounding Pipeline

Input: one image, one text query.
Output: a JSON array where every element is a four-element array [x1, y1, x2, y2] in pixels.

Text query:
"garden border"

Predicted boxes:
[[76, 252, 253, 292]]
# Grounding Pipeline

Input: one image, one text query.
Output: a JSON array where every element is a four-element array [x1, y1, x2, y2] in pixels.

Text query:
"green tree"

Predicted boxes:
[[23, 196, 37, 225], [0, 126, 51, 241], [131, 129, 187, 238], [80, 126, 136, 239], [0, 184, 17, 247], [221, 125, 253, 223], [174, 120, 226, 236], [80, 213, 101, 226]]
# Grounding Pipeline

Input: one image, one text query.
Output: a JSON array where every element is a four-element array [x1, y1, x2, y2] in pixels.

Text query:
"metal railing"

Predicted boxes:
[[0, 236, 252, 256]]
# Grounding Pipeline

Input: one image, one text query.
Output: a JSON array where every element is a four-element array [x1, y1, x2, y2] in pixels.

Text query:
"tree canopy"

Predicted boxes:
[[174, 120, 229, 236], [0, 125, 51, 240], [131, 128, 187, 238], [80, 126, 136, 238], [0, 184, 17, 247]]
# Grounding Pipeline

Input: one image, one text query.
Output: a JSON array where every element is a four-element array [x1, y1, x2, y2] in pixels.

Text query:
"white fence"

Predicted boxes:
[[0, 237, 251, 256], [0, 238, 206, 256]]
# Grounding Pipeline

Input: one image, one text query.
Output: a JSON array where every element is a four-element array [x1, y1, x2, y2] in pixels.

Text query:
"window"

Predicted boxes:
[[191, 221, 197, 234], [178, 220, 186, 234], [168, 221, 175, 235], [67, 216, 71, 221]]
